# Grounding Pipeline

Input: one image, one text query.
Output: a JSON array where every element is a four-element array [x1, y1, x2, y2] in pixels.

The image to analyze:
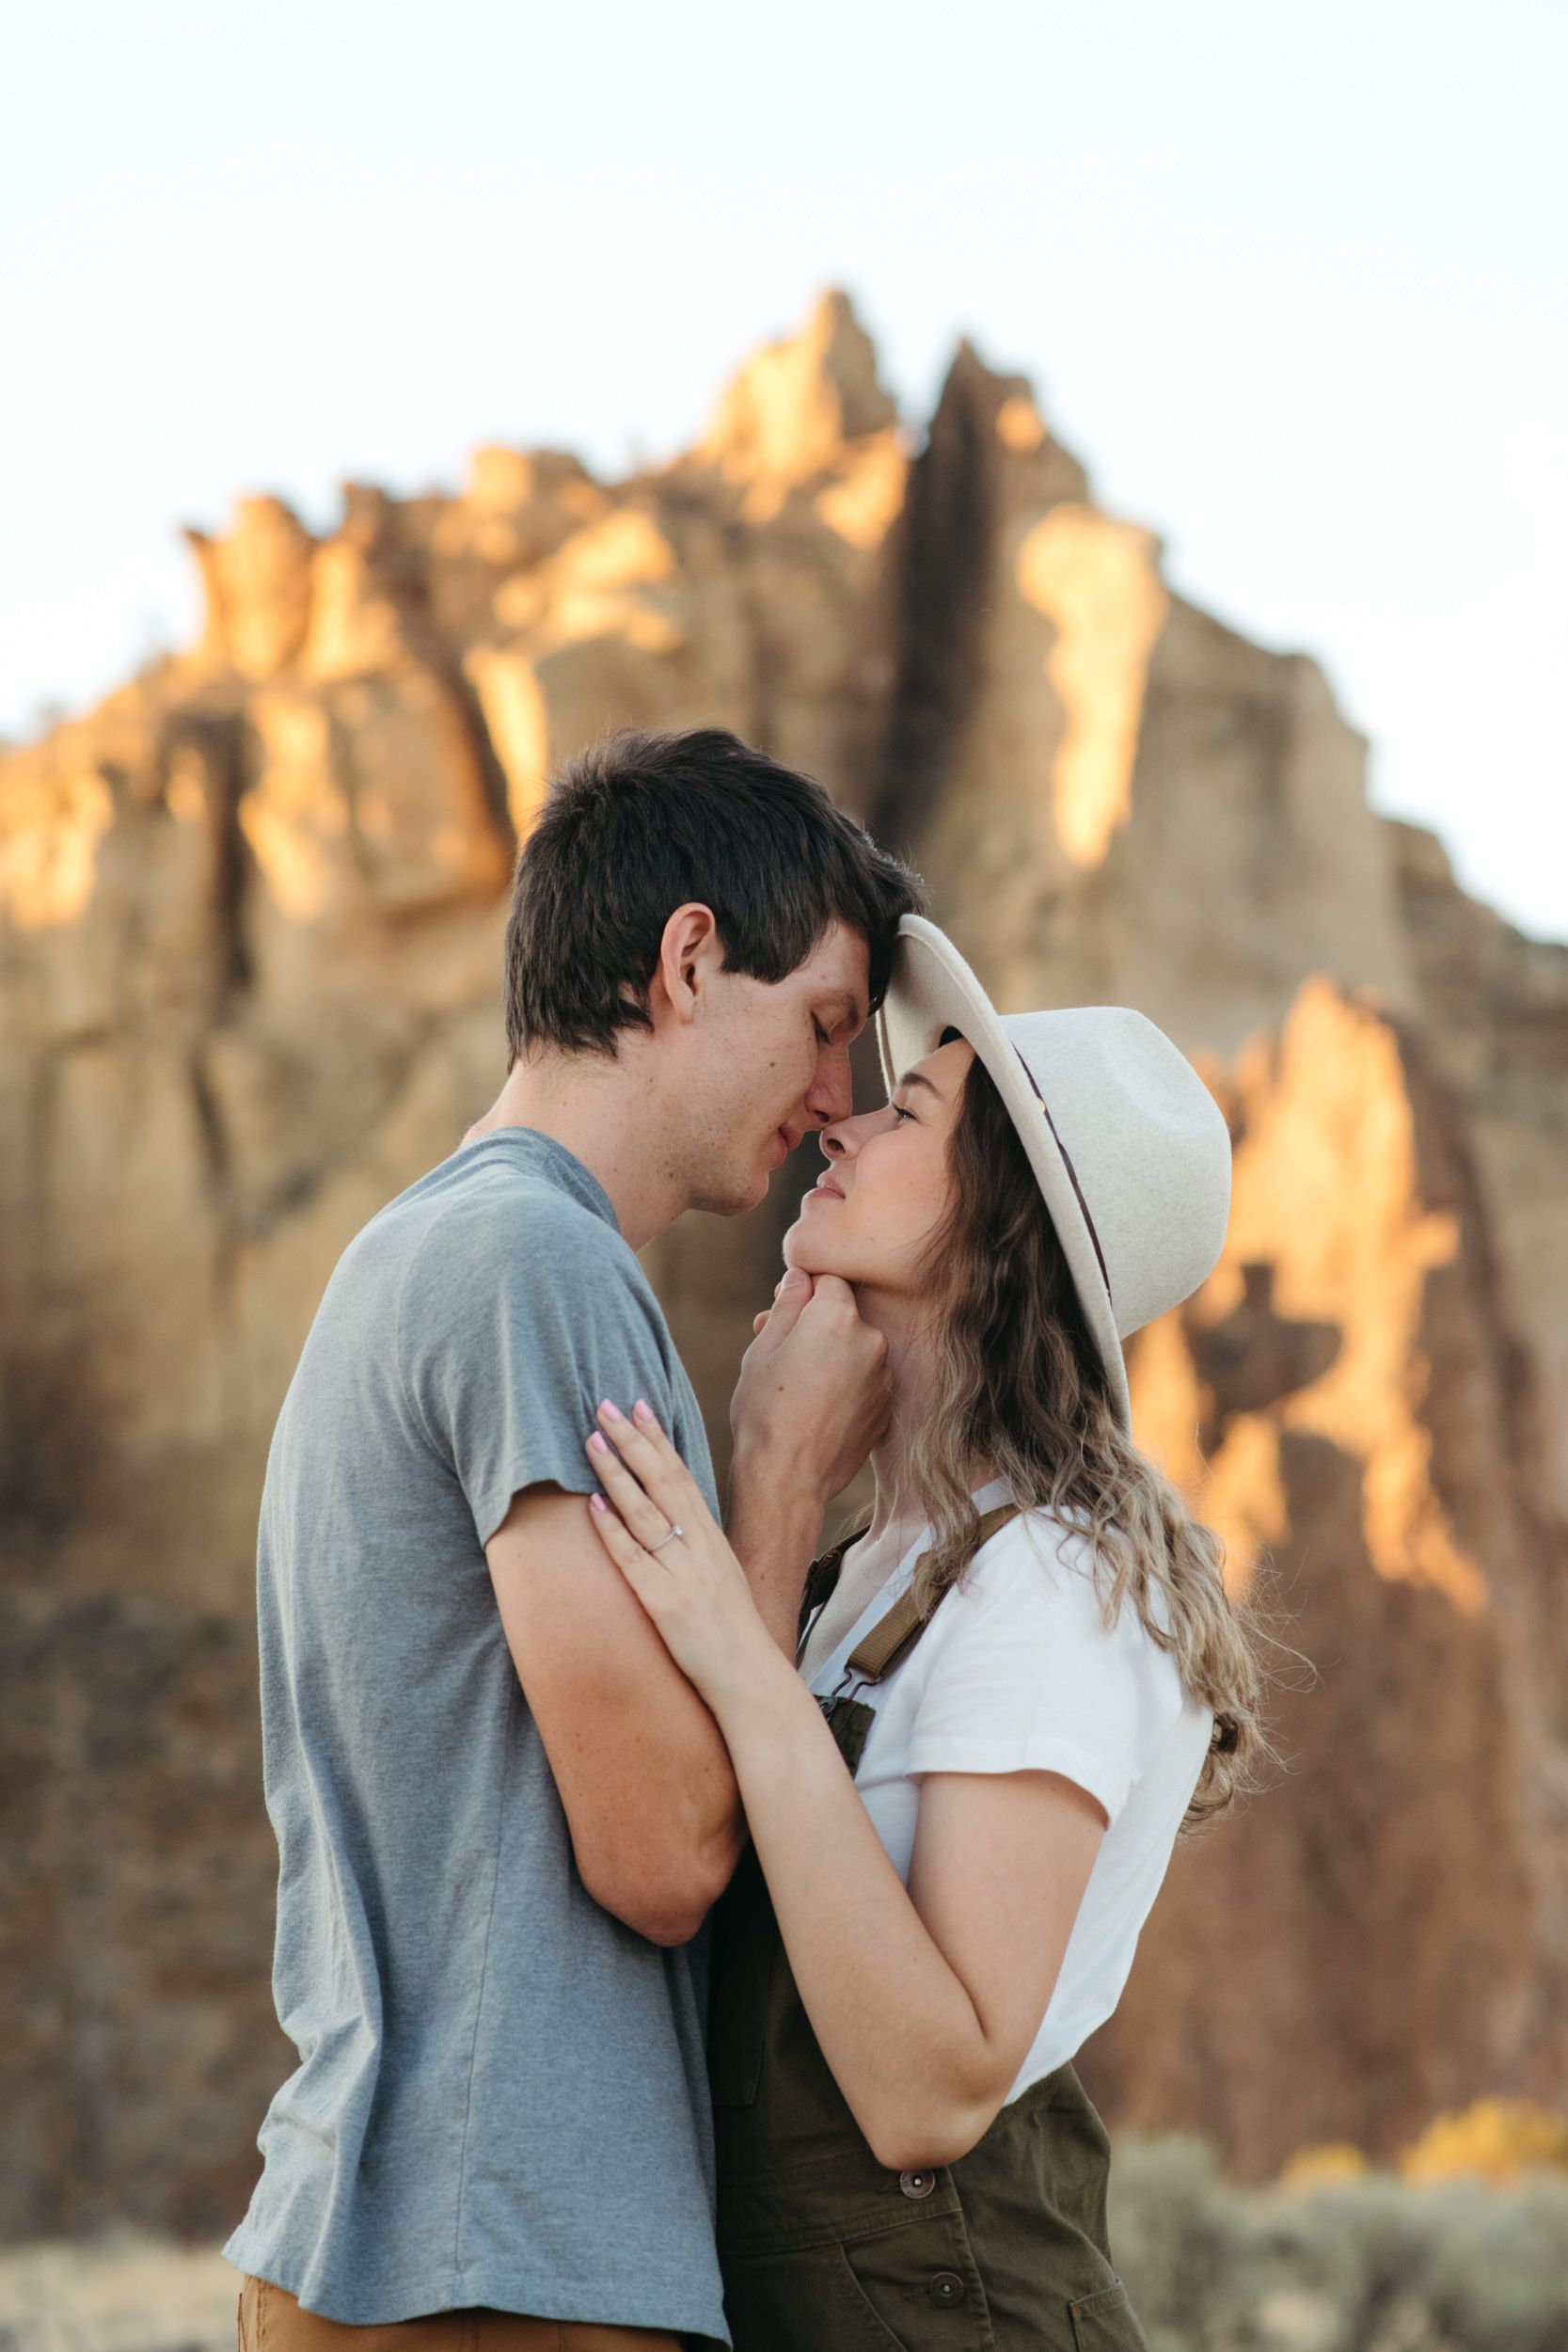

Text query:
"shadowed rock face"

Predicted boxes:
[[2, 293, 1566, 2231], [0, 1587, 290, 2241], [1390, 819, 1568, 1519]]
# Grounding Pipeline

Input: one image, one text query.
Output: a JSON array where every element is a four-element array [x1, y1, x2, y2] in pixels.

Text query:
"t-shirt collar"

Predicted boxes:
[[455, 1125, 621, 1233], [807, 1477, 1016, 1693], [883, 1477, 1014, 1597]]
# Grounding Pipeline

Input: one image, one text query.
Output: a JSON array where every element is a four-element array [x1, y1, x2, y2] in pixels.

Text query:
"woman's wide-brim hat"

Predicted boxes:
[[878, 915, 1232, 1432]]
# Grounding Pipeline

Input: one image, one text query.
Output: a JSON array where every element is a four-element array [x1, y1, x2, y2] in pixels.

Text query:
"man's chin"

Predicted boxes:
[[692, 1169, 773, 1219]]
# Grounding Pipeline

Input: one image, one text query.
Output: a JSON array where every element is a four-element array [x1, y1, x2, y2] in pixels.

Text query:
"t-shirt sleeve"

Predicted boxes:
[[901, 1518, 1171, 1824], [400, 1195, 684, 1548]]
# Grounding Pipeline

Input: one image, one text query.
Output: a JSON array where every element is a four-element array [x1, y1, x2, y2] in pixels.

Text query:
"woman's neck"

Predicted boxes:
[[852, 1280, 1006, 1549], [850, 1283, 977, 1548]]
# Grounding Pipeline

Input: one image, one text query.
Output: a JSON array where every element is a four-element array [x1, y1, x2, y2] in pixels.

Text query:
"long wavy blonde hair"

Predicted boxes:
[[902, 1044, 1268, 1827]]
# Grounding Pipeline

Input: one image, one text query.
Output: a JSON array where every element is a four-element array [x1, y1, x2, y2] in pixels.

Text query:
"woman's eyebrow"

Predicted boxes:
[[896, 1070, 944, 1101]]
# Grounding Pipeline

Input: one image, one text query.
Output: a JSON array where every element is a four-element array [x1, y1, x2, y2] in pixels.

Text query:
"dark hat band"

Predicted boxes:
[[1013, 1049, 1115, 1306]]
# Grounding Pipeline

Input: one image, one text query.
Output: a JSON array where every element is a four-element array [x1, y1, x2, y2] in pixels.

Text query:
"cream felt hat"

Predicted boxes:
[[877, 916, 1232, 1431]]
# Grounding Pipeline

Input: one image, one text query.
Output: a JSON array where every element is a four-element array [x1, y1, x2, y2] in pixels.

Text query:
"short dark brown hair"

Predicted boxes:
[[504, 728, 925, 1060]]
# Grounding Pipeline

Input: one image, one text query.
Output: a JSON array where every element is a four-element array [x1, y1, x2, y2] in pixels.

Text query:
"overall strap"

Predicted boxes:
[[843, 1502, 1022, 1686], [798, 1535, 855, 1635]]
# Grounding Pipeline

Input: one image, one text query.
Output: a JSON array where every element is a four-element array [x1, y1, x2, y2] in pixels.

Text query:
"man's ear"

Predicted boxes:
[[650, 903, 722, 1030]]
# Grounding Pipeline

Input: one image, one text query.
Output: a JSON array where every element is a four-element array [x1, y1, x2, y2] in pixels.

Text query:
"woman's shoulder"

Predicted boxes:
[[962, 1503, 1173, 1657], [969, 1501, 1097, 1586], [911, 1502, 1203, 1782]]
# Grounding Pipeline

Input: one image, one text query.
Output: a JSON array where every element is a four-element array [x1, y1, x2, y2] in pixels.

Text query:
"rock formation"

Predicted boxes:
[[870, 343, 1418, 1049], [1085, 984, 1568, 2167], [2, 292, 1565, 2234]]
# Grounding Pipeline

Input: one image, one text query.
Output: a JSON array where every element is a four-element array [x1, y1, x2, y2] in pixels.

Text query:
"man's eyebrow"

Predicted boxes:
[[829, 991, 868, 1033]]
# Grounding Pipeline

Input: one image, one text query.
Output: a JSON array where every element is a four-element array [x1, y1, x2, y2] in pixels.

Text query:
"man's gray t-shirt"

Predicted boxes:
[[224, 1128, 727, 2343]]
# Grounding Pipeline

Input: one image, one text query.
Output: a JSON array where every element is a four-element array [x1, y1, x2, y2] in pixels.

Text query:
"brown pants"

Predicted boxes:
[[239, 2276, 681, 2352]]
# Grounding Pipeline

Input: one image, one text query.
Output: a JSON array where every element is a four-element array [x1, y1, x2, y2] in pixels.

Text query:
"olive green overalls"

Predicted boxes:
[[706, 1506, 1148, 2352]]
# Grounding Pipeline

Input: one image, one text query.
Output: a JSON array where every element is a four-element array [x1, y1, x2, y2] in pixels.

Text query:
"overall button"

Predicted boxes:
[[899, 2169, 937, 2200], [928, 2271, 967, 2308]]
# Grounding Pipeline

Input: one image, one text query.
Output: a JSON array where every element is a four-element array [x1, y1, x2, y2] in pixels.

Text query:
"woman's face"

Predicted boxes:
[[783, 1036, 975, 1296]]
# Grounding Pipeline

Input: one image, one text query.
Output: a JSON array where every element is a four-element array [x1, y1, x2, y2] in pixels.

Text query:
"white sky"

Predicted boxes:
[[4, 0, 1564, 938]]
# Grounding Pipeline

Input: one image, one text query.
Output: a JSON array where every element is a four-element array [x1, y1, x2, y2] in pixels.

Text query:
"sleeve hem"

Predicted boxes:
[[902, 1734, 1132, 1824], [475, 1459, 605, 1550]]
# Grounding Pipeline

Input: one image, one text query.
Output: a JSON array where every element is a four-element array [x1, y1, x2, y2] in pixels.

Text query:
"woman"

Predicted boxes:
[[582, 917, 1265, 2352]]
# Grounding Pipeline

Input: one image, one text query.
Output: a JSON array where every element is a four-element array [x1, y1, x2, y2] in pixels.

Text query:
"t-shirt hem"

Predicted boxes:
[[901, 1733, 1132, 1823], [474, 1454, 605, 1549], [1001, 2034, 1087, 2106], [222, 2232, 729, 2343]]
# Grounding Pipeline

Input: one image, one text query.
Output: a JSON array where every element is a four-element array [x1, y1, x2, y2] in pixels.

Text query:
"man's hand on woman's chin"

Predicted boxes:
[[729, 1265, 892, 1509], [723, 1267, 891, 1654]]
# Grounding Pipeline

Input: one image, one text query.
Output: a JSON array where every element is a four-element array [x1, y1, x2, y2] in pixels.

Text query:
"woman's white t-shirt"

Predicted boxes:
[[800, 1481, 1212, 2104]]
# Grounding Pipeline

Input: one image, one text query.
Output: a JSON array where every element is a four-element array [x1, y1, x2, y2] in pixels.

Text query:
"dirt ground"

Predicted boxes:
[[0, 2236, 236, 2352]]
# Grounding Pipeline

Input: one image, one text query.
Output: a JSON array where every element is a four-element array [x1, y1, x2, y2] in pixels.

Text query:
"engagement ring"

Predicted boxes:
[[648, 1523, 683, 1551]]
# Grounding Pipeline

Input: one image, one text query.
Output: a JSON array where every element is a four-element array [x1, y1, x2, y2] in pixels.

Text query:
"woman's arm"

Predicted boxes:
[[723, 1662, 1105, 2166], [583, 1401, 1105, 2168]]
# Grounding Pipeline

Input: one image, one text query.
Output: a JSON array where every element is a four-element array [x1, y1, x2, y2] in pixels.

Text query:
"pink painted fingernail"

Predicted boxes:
[[588, 1431, 610, 1454], [598, 1399, 623, 1422], [590, 1493, 608, 1513], [633, 1399, 654, 1423]]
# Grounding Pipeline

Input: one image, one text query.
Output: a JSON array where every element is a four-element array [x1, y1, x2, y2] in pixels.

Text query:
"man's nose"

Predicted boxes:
[[806, 1043, 854, 1127]]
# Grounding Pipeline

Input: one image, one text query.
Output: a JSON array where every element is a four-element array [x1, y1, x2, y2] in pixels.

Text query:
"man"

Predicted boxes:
[[225, 728, 925, 2350]]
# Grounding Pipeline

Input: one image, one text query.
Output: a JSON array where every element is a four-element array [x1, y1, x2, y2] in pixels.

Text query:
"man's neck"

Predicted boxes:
[[463, 1050, 684, 1251]]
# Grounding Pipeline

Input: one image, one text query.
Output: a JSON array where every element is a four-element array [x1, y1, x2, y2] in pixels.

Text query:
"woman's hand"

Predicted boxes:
[[584, 1401, 788, 1720]]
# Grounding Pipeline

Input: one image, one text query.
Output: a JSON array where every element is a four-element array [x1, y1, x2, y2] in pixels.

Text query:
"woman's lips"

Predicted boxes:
[[807, 1175, 845, 1200]]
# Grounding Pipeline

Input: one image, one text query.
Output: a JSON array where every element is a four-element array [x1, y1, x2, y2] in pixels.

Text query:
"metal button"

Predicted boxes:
[[898, 2169, 937, 2200], [928, 2270, 967, 2308]]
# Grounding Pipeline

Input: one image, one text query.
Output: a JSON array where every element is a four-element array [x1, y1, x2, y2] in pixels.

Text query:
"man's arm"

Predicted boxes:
[[486, 1485, 744, 1946], [724, 1469, 825, 1656], [484, 1273, 889, 1944], [727, 1270, 893, 1652]]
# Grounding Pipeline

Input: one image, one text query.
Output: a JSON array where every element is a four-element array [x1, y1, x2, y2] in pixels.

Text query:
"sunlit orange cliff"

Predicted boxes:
[[2, 293, 1566, 2238]]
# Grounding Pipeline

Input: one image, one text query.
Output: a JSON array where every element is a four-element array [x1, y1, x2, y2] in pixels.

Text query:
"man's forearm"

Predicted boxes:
[[555, 1658, 747, 1942], [487, 1486, 746, 1942], [725, 1444, 825, 1654]]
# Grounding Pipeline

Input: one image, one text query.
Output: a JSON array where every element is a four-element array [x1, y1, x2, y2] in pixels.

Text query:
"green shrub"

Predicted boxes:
[[1109, 2134, 1568, 2352]]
